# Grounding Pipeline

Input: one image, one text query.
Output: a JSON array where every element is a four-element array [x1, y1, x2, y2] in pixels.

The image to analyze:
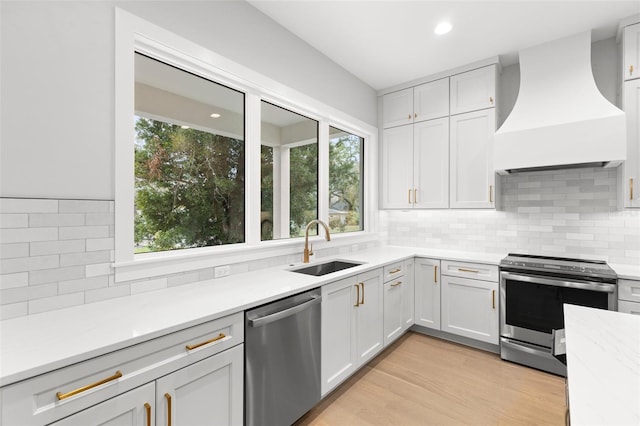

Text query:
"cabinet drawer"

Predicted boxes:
[[618, 300, 640, 315], [618, 279, 640, 303], [383, 262, 405, 282], [1, 312, 243, 426], [441, 260, 498, 282]]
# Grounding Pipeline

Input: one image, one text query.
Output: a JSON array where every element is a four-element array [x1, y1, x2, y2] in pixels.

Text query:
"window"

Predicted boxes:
[[329, 127, 364, 234], [260, 101, 318, 240], [134, 53, 245, 254]]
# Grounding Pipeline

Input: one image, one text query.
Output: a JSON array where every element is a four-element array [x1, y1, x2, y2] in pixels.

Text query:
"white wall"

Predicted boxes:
[[0, 0, 377, 200]]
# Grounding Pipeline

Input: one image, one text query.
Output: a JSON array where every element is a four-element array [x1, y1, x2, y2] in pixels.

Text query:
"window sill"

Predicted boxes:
[[113, 231, 380, 282]]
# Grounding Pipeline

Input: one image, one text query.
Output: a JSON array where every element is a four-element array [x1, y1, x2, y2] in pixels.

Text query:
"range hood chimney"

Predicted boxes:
[[494, 31, 626, 174]]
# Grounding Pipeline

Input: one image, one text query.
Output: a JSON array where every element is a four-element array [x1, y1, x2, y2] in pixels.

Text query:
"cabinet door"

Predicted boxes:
[[624, 80, 640, 208], [321, 276, 358, 396], [51, 383, 155, 426], [383, 88, 414, 128], [383, 277, 404, 346], [381, 125, 414, 208], [402, 259, 415, 330], [450, 65, 496, 115], [414, 78, 449, 122], [624, 23, 640, 81], [450, 108, 496, 209], [618, 300, 640, 315], [414, 258, 441, 330], [441, 276, 498, 344], [413, 118, 449, 208], [156, 344, 244, 426], [355, 269, 384, 366]]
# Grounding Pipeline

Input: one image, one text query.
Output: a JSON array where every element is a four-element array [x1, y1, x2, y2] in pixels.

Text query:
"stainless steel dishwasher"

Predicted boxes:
[[245, 288, 321, 426]]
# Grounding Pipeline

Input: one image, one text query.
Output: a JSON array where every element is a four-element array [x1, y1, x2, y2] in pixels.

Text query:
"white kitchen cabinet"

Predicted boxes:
[[414, 258, 441, 330], [383, 79, 449, 129], [51, 383, 155, 426], [321, 269, 383, 396], [623, 79, 640, 208], [1, 313, 244, 426], [440, 260, 499, 345], [624, 22, 640, 82], [450, 108, 496, 209], [156, 344, 243, 426], [381, 117, 449, 209], [383, 88, 414, 128], [618, 300, 640, 315], [383, 259, 414, 346], [450, 65, 496, 115], [619, 279, 640, 306]]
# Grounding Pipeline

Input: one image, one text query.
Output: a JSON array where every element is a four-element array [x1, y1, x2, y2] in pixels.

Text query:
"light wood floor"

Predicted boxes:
[[297, 332, 566, 426]]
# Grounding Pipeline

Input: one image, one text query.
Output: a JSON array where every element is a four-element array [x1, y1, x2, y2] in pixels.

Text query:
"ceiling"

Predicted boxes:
[[248, 0, 640, 91]]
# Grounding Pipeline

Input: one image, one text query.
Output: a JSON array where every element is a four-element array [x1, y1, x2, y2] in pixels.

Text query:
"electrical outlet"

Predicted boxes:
[[214, 265, 231, 278]]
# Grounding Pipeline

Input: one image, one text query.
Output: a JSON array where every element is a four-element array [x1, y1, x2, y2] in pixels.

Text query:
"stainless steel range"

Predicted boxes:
[[499, 253, 617, 376]]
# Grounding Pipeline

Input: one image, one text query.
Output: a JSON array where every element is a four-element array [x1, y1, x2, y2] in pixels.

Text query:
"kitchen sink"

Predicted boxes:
[[290, 260, 363, 277]]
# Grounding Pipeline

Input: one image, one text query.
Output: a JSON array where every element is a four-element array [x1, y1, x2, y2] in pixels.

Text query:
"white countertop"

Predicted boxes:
[[0, 244, 636, 388], [564, 304, 640, 425]]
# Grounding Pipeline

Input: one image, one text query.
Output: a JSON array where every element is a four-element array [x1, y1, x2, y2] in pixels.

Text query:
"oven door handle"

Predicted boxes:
[[501, 272, 616, 293]]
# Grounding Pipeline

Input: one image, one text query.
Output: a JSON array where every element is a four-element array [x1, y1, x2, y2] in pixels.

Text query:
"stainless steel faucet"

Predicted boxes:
[[303, 220, 331, 263]]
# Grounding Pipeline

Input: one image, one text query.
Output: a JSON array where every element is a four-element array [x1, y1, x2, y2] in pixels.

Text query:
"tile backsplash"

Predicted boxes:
[[381, 167, 640, 265]]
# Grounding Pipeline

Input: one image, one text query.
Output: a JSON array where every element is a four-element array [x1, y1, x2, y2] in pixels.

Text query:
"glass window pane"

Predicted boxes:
[[261, 101, 318, 240], [134, 53, 245, 253], [329, 127, 363, 234]]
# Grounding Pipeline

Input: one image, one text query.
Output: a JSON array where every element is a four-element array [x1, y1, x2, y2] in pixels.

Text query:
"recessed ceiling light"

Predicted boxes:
[[434, 21, 452, 35], [210, 113, 221, 118], [181, 125, 190, 129]]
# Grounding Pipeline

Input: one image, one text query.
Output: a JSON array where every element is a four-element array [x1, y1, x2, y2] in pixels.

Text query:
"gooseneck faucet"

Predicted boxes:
[[303, 219, 331, 263]]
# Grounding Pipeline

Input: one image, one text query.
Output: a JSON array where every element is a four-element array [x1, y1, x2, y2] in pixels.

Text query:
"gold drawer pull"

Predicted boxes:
[[408, 114, 412, 120], [414, 188, 418, 204], [360, 282, 365, 305], [631, 64, 635, 76], [458, 268, 479, 273], [434, 265, 438, 283], [631, 178, 634, 201], [391, 281, 402, 287], [489, 96, 494, 105], [144, 402, 152, 426], [489, 185, 493, 203], [492, 290, 496, 309], [186, 333, 226, 351], [56, 370, 123, 400], [408, 188, 412, 204], [389, 268, 401, 274], [354, 284, 360, 307], [165, 393, 172, 426]]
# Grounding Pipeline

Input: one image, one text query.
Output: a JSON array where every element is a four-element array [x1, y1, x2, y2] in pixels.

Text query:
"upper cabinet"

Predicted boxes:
[[624, 22, 640, 81], [382, 79, 449, 128], [450, 66, 496, 115], [380, 63, 497, 210]]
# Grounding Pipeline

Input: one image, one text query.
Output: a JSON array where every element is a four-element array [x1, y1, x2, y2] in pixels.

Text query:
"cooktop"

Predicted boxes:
[[500, 253, 617, 282]]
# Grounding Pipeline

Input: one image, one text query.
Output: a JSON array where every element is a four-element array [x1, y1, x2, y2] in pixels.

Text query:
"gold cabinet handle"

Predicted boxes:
[[489, 96, 494, 105], [492, 290, 496, 310], [631, 65, 635, 76], [489, 185, 493, 203], [354, 284, 360, 307], [631, 178, 634, 201], [414, 188, 418, 204], [408, 188, 412, 204], [186, 333, 226, 351], [391, 281, 402, 287], [165, 393, 172, 426], [389, 268, 401, 274], [434, 265, 438, 284], [408, 114, 412, 120], [360, 282, 365, 305], [414, 113, 417, 118], [458, 268, 479, 273], [56, 370, 123, 400], [144, 403, 152, 426]]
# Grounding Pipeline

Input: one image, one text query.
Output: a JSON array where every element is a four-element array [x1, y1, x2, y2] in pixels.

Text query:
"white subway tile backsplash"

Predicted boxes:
[[86, 238, 114, 251], [60, 251, 111, 267], [131, 278, 168, 295], [1, 283, 57, 304], [1, 227, 58, 243], [85, 213, 114, 226], [0, 272, 28, 290], [28, 292, 84, 315], [30, 240, 85, 256], [0, 198, 58, 213], [85, 285, 130, 304], [86, 263, 112, 277], [1, 255, 60, 274], [0, 214, 28, 228], [59, 200, 112, 213], [0, 302, 28, 320], [29, 213, 85, 227], [59, 276, 109, 295], [1, 243, 29, 259], [59, 226, 109, 240], [30, 266, 85, 285]]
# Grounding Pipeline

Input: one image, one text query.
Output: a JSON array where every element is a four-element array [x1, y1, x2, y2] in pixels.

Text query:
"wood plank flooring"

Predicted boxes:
[[297, 332, 566, 425]]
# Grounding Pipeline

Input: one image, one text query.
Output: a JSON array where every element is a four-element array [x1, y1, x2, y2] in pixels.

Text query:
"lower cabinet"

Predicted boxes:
[[2, 313, 244, 426], [383, 259, 415, 346], [321, 268, 383, 396], [441, 275, 499, 345], [51, 382, 155, 426], [414, 258, 441, 330], [618, 279, 640, 315]]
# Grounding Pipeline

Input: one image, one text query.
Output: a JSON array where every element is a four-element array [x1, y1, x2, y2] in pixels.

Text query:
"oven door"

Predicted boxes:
[[500, 271, 616, 348]]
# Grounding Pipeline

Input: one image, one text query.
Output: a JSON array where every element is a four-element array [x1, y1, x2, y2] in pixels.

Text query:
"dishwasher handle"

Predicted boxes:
[[248, 295, 321, 328]]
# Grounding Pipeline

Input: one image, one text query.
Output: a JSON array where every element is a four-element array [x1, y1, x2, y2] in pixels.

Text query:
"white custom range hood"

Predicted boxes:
[[494, 32, 626, 174]]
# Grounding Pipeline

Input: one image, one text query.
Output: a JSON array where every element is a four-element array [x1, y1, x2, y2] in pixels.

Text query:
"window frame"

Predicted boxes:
[[114, 9, 378, 282]]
